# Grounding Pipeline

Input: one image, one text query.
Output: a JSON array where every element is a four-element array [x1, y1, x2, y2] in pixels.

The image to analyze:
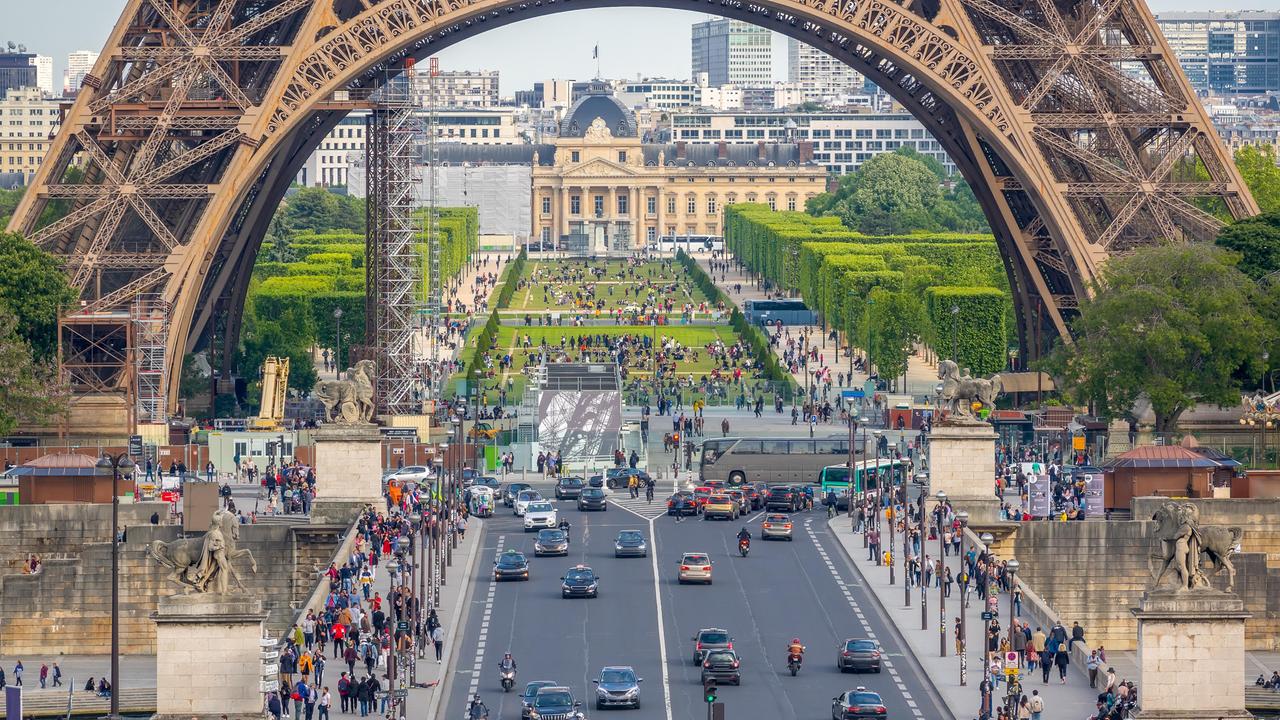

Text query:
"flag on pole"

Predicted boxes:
[[593, 45, 599, 59]]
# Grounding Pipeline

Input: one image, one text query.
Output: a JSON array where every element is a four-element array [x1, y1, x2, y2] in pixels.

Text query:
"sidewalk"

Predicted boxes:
[[827, 516, 1099, 720]]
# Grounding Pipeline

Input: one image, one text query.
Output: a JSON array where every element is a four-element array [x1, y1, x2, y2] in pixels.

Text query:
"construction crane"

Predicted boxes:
[[249, 356, 290, 431]]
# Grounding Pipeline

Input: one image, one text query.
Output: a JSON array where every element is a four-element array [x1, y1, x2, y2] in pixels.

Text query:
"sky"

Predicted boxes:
[[5, 0, 1276, 97]]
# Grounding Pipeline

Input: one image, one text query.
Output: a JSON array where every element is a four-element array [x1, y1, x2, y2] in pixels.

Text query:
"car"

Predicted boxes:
[[593, 665, 643, 710], [691, 488, 712, 513], [831, 688, 888, 718], [765, 486, 799, 512], [677, 552, 713, 584], [534, 528, 570, 556], [460, 468, 478, 486], [555, 476, 586, 500], [503, 482, 532, 507], [614, 530, 647, 558], [700, 649, 741, 685], [742, 485, 763, 510], [838, 638, 882, 673], [383, 465, 431, 484], [726, 489, 748, 513], [577, 487, 608, 511], [761, 513, 794, 541], [587, 474, 605, 488], [468, 422, 499, 440], [494, 550, 530, 581], [529, 686, 581, 720], [515, 489, 543, 516], [524, 501, 558, 531], [560, 565, 599, 598], [666, 492, 697, 516], [521, 681, 558, 720], [702, 494, 738, 520], [691, 628, 733, 665], [606, 468, 651, 490]]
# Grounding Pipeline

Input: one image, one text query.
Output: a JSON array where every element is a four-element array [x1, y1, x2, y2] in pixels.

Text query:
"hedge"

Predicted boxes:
[[304, 251, 355, 268], [924, 286, 1007, 376]]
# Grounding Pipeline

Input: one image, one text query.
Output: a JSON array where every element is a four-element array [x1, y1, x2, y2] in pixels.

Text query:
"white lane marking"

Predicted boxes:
[[612, 500, 675, 720], [468, 535, 505, 696]]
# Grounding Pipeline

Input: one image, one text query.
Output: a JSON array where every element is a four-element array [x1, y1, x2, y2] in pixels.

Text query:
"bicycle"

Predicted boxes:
[[827, 503, 836, 519]]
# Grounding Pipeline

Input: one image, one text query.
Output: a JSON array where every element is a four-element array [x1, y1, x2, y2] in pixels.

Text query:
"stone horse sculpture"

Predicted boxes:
[[1149, 500, 1243, 593], [148, 509, 256, 594], [313, 359, 377, 424], [937, 359, 1002, 422]]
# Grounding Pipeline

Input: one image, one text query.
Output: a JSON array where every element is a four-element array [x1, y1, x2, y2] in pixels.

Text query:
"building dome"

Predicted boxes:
[[560, 91, 637, 138]]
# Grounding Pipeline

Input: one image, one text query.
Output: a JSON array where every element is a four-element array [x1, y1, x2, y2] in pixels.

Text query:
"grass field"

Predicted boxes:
[[512, 258, 710, 312]]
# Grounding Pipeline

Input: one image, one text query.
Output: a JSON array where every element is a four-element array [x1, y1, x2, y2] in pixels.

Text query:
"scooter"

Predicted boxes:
[[787, 652, 803, 676], [500, 668, 516, 692], [738, 538, 750, 557]]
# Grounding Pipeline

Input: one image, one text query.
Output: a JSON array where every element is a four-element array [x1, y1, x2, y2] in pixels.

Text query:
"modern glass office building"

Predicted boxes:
[[1156, 11, 1280, 95]]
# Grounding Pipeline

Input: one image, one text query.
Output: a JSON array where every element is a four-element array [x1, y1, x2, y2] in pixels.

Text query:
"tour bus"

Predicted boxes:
[[816, 459, 910, 509], [699, 436, 855, 485], [655, 234, 724, 253]]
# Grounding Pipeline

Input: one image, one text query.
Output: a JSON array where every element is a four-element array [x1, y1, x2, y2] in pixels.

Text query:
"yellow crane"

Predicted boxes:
[[248, 356, 290, 431]]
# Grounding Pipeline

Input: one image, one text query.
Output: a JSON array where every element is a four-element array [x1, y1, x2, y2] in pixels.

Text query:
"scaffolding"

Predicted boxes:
[[365, 64, 424, 416], [131, 294, 170, 424]]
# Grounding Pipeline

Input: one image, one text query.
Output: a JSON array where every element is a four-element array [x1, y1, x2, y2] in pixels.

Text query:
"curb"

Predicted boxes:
[[424, 521, 485, 720], [823, 517, 960, 720]]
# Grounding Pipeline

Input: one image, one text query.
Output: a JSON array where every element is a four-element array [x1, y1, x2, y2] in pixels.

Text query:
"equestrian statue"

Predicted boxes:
[[937, 359, 1002, 423], [148, 509, 257, 594], [1149, 500, 1243, 593], [313, 359, 377, 424]]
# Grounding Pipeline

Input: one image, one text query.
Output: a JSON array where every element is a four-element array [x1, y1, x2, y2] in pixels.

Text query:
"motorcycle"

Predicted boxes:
[[787, 652, 803, 676], [738, 538, 750, 557], [500, 668, 516, 692]]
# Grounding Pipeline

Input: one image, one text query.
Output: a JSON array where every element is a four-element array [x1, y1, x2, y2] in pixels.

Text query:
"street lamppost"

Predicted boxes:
[[433, 452, 445, 594], [903, 482, 912, 608], [936, 490, 947, 658], [979, 531, 995, 692], [957, 510, 970, 686], [949, 304, 959, 364], [96, 452, 135, 720], [333, 307, 344, 379], [846, 407, 858, 521], [1005, 558, 1021, 717], [918, 473, 928, 631]]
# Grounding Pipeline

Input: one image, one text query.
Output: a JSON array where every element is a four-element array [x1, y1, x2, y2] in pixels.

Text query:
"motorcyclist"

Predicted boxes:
[[468, 693, 489, 719], [787, 638, 805, 659], [736, 527, 751, 547], [498, 653, 517, 672], [558, 518, 571, 540]]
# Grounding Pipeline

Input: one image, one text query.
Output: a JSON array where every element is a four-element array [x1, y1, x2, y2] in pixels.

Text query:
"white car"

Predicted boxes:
[[514, 489, 542, 517], [384, 466, 432, 484], [523, 502, 558, 532]]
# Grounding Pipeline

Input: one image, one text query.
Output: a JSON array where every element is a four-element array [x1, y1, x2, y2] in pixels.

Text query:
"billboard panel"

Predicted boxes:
[[538, 390, 621, 460]]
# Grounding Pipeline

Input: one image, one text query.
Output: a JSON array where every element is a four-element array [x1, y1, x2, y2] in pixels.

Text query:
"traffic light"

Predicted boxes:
[[703, 678, 717, 703]]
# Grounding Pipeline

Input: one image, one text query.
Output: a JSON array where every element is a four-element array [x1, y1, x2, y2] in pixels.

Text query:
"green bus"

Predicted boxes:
[[816, 459, 909, 509]]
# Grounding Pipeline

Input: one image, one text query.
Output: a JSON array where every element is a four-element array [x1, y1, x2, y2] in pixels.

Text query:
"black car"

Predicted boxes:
[[503, 482, 532, 507], [493, 550, 530, 581], [838, 638, 882, 673], [700, 649, 741, 685], [555, 476, 586, 500], [587, 475, 605, 488], [577, 487, 608, 511], [614, 530, 647, 558], [561, 565, 599, 598], [521, 681, 557, 720], [831, 688, 887, 718], [530, 686, 581, 719], [666, 492, 698, 516], [606, 468, 651, 490], [534, 528, 570, 557], [765, 486, 799, 512]]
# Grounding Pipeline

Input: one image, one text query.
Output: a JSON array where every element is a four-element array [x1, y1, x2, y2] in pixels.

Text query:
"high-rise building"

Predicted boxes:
[[691, 19, 772, 88], [30, 55, 53, 97], [63, 50, 99, 95], [787, 38, 865, 103], [1156, 12, 1280, 95], [418, 70, 500, 108], [617, 79, 700, 111], [0, 87, 63, 185], [0, 52, 37, 96]]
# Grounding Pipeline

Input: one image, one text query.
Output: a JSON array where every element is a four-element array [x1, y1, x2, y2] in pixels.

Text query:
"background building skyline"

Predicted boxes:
[[1155, 11, 1280, 95], [691, 19, 773, 88]]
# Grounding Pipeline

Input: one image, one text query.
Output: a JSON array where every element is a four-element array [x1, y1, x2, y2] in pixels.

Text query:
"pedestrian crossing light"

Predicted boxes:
[[703, 678, 717, 703]]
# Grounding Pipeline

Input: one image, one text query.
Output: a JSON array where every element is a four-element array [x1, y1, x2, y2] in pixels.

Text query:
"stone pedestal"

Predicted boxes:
[[1130, 590, 1252, 720], [152, 594, 268, 720], [311, 424, 384, 524], [927, 421, 1001, 523]]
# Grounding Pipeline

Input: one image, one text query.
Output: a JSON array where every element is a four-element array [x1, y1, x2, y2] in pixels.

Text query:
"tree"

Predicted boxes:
[[1215, 210, 1280, 281], [811, 150, 989, 234], [264, 214, 296, 263], [0, 231, 77, 362], [1047, 244, 1271, 433], [868, 289, 927, 385], [1233, 145, 1280, 214], [0, 305, 67, 435], [281, 187, 364, 233], [0, 186, 23, 227]]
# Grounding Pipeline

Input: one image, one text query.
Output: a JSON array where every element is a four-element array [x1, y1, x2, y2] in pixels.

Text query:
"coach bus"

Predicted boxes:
[[699, 436, 854, 485], [816, 459, 909, 508]]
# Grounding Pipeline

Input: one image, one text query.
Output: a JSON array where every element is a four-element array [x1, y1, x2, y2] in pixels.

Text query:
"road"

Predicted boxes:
[[443, 487, 951, 720]]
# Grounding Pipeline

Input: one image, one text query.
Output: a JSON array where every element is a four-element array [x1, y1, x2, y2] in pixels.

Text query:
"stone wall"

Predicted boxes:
[[1005, 498, 1280, 651], [0, 502, 168, 573], [0, 511, 348, 656]]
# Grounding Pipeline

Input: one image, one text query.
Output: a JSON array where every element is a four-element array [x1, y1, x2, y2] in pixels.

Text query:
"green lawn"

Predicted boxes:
[[512, 258, 711, 312]]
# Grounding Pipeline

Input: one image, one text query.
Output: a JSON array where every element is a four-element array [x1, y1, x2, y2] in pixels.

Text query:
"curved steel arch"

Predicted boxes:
[[8, 0, 1255, 421]]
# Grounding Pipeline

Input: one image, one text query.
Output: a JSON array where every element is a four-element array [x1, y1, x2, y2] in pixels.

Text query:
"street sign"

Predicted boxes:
[[260, 650, 279, 662], [382, 427, 417, 438], [128, 435, 143, 458], [1004, 666, 1020, 677], [261, 664, 279, 676], [980, 611, 994, 621], [260, 638, 278, 647], [260, 680, 279, 693], [841, 389, 865, 400], [393, 689, 408, 699], [397, 621, 410, 632], [392, 447, 405, 455]]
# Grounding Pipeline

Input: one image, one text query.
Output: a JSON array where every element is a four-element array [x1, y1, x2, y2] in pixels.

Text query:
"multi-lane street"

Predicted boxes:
[[443, 482, 951, 720]]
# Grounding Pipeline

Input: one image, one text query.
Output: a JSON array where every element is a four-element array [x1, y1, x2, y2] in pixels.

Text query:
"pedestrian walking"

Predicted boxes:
[[1054, 646, 1070, 683], [432, 624, 445, 662], [51, 662, 61, 687], [38, 663, 47, 688], [1087, 650, 1100, 688], [1028, 689, 1044, 719], [13, 660, 21, 686]]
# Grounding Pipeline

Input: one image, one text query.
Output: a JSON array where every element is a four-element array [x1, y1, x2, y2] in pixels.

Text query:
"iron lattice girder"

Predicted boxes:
[[116, 46, 289, 61], [990, 45, 1156, 60], [1063, 183, 1230, 196], [43, 184, 213, 200]]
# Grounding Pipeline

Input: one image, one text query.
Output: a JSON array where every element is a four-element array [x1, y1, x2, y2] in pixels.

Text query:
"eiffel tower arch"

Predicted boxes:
[[6, 0, 1256, 431]]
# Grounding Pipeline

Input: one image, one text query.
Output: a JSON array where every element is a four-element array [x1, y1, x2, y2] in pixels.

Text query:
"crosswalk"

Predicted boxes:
[[605, 487, 671, 519]]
